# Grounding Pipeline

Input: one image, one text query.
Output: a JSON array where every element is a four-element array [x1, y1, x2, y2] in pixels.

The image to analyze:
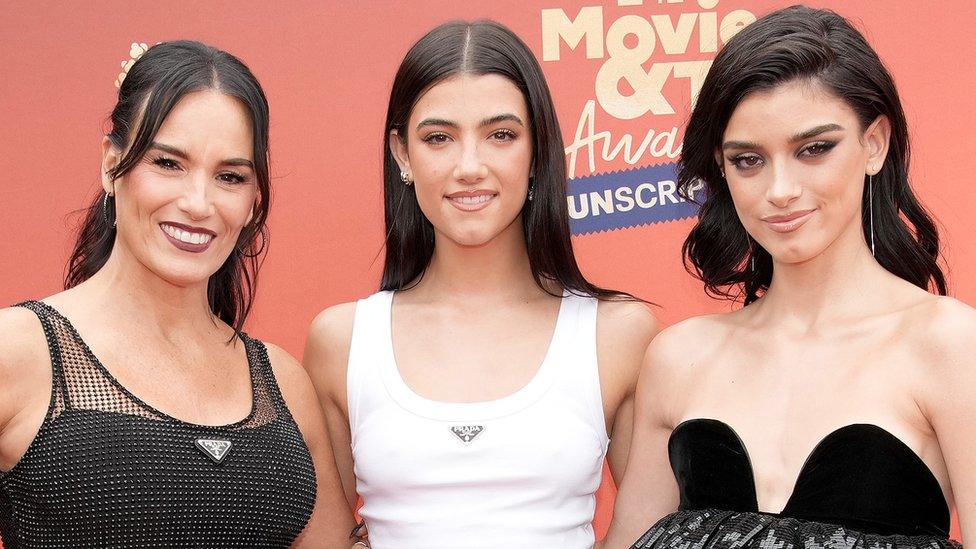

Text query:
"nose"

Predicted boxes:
[[452, 139, 488, 184], [176, 171, 216, 220], [765, 161, 802, 208]]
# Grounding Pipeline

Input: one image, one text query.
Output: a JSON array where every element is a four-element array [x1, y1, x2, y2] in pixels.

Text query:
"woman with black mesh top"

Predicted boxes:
[[0, 41, 353, 548], [602, 6, 973, 549]]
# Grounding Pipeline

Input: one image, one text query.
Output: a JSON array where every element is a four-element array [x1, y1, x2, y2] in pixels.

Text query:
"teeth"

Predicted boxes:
[[452, 195, 493, 205], [161, 224, 213, 245]]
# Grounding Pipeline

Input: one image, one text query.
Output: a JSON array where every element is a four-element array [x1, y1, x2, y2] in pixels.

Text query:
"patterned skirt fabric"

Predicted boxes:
[[631, 509, 962, 549]]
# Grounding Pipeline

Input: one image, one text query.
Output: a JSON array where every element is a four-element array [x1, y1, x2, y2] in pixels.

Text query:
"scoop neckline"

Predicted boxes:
[[32, 299, 259, 430], [377, 291, 575, 422]]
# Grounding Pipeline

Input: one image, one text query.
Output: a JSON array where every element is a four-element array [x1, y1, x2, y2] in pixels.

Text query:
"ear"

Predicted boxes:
[[713, 149, 725, 177], [389, 129, 411, 177], [245, 203, 256, 227], [100, 136, 121, 195], [864, 115, 891, 175]]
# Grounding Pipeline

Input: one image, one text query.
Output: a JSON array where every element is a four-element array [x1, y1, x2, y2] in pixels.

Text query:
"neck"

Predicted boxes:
[[756, 221, 894, 329], [409, 217, 543, 303], [77, 241, 222, 339]]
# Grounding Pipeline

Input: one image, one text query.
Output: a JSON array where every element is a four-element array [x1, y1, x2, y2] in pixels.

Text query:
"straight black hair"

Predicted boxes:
[[381, 20, 626, 300], [679, 5, 946, 304], [65, 40, 271, 334]]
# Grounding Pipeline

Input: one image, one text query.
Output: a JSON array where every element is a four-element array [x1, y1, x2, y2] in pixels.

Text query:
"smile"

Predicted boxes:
[[160, 223, 215, 252], [762, 209, 815, 233], [445, 191, 497, 212]]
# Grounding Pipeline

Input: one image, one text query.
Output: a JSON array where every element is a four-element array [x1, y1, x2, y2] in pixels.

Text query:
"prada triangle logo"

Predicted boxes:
[[195, 438, 232, 464], [450, 425, 484, 444]]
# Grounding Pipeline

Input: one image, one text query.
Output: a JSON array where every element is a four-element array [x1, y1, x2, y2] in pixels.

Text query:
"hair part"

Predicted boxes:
[[65, 40, 272, 335], [381, 20, 630, 301], [679, 5, 946, 304]]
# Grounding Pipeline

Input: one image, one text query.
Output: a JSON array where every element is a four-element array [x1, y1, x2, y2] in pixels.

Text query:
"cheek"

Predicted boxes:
[[217, 189, 259, 231], [726, 183, 765, 224]]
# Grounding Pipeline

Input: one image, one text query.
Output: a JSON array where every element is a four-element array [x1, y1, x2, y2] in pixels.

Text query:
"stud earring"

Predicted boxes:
[[400, 170, 412, 185]]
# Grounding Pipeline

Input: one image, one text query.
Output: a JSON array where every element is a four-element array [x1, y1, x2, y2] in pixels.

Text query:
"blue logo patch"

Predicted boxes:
[[567, 163, 703, 235]]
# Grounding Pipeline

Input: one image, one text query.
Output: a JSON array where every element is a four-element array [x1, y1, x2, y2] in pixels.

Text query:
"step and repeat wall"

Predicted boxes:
[[2, 0, 973, 540]]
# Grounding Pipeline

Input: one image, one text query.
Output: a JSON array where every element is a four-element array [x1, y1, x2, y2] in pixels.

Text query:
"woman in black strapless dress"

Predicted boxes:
[[602, 6, 972, 549]]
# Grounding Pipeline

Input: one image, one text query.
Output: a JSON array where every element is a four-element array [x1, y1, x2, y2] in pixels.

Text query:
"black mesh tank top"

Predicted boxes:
[[0, 301, 317, 548]]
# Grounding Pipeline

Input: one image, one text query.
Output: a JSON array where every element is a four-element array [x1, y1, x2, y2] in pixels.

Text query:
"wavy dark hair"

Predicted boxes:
[[65, 40, 271, 334], [680, 5, 946, 304], [382, 20, 625, 300]]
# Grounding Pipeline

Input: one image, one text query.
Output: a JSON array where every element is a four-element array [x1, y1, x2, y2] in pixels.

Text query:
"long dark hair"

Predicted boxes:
[[680, 5, 946, 304], [65, 40, 271, 334], [381, 20, 623, 300]]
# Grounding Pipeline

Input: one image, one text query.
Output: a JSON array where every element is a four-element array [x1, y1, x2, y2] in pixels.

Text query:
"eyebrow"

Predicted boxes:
[[149, 142, 253, 169], [721, 123, 845, 151], [415, 113, 525, 131]]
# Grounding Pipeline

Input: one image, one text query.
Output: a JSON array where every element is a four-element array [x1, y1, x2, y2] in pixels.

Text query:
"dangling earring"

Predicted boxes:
[[400, 170, 412, 186], [102, 191, 117, 228], [868, 173, 876, 257], [750, 253, 755, 273], [527, 178, 535, 202]]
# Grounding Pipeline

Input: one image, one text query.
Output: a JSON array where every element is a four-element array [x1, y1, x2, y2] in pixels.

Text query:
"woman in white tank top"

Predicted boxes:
[[304, 20, 658, 549]]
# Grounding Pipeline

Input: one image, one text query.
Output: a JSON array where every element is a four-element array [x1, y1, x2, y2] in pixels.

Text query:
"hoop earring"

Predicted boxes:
[[869, 174, 876, 257], [102, 192, 116, 228]]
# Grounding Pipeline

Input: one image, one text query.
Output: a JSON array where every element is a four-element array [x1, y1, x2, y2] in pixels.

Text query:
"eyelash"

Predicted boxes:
[[151, 155, 180, 170], [728, 141, 837, 171], [150, 155, 248, 184], [420, 129, 519, 145]]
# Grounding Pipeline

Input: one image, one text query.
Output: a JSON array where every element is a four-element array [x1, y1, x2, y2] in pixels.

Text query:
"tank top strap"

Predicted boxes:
[[346, 291, 393, 434], [13, 301, 71, 421], [553, 293, 608, 443], [236, 333, 290, 430]]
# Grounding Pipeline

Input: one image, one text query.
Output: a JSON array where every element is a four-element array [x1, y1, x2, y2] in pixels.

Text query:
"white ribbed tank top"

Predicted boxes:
[[348, 291, 609, 549]]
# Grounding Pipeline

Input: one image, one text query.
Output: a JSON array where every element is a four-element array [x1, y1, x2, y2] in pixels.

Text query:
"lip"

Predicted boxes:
[[444, 190, 498, 212], [762, 209, 815, 233], [159, 222, 216, 253]]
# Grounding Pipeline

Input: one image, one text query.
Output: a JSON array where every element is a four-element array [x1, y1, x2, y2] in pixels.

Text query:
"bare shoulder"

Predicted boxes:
[[640, 312, 734, 394], [906, 295, 976, 378], [597, 299, 659, 371], [0, 305, 51, 428], [646, 312, 731, 367], [305, 301, 358, 367], [0, 306, 49, 379], [597, 299, 660, 341]]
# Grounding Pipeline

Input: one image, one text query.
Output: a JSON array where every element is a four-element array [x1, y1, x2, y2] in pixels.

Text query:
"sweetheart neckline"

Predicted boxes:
[[669, 418, 949, 517]]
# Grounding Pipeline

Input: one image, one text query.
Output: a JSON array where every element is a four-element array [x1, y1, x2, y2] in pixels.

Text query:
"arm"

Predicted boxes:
[[596, 300, 659, 482], [0, 307, 52, 473], [602, 327, 692, 549], [302, 304, 360, 511], [264, 342, 356, 548], [922, 300, 976, 544]]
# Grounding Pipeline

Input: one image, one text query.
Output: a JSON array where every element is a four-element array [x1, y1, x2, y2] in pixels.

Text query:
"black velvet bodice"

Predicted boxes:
[[669, 419, 950, 537]]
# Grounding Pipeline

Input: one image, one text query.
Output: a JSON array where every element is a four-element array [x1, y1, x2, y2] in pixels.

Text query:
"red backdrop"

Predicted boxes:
[[1, 0, 973, 541]]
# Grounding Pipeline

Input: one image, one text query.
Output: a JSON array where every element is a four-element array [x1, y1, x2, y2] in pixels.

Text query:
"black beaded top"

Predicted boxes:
[[0, 301, 317, 548], [630, 418, 960, 549]]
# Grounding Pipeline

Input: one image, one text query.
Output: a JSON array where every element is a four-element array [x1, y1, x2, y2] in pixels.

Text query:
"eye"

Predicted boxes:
[[218, 172, 248, 184], [151, 156, 181, 170], [490, 129, 517, 141], [800, 141, 837, 157], [422, 133, 451, 145], [729, 153, 764, 171]]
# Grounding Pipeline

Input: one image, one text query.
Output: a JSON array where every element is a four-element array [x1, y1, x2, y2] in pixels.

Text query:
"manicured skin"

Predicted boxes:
[[0, 91, 355, 548], [601, 80, 976, 548], [303, 74, 659, 544]]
